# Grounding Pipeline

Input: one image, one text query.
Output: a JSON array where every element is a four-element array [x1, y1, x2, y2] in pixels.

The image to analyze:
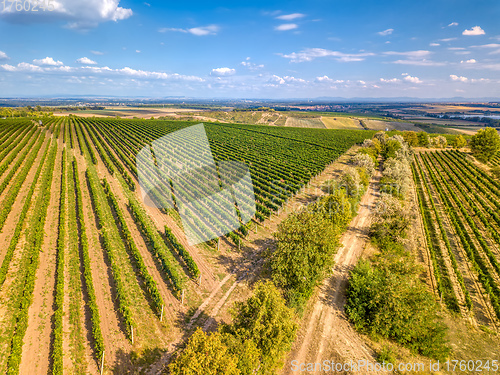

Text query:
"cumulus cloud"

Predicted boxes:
[[240, 59, 264, 70], [448, 22, 459, 27], [0, 51, 8, 60], [269, 75, 305, 85], [450, 74, 468, 82], [281, 48, 374, 63], [158, 25, 219, 36], [377, 28, 394, 36], [275, 23, 298, 31], [76, 57, 97, 65], [315, 75, 343, 83], [0, 0, 133, 29], [380, 78, 400, 83], [0, 61, 204, 82], [1, 62, 44, 72], [461, 59, 477, 64], [33, 57, 63, 66], [276, 13, 305, 21], [211, 67, 236, 76], [463, 26, 485, 36], [403, 75, 422, 83]]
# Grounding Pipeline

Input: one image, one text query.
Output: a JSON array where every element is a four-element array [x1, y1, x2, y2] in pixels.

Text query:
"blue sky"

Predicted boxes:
[[1, 0, 499, 99]]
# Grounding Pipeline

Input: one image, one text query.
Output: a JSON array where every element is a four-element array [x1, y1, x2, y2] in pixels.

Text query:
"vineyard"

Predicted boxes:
[[0, 117, 371, 374], [413, 149, 500, 328]]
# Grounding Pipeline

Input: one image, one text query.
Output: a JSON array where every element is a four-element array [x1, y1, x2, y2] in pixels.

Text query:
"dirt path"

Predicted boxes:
[[283, 169, 381, 374], [18, 133, 61, 375], [145, 146, 365, 374]]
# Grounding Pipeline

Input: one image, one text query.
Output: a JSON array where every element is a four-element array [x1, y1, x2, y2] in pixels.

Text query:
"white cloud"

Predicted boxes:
[[0, 51, 8, 60], [211, 67, 236, 76], [470, 43, 500, 48], [461, 59, 477, 64], [448, 22, 459, 27], [315, 76, 344, 83], [0, 61, 204, 82], [269, 75, 306, 85], [1, 62, 44, 72], [159, 25, 219, 36], [275, 23, 298, 31], [384, 50, 431, 58], [240, 60, 264, 70], [189, 25, 219, 36], [430, 43, 440, 47], [276, 13, 305, 21], [33, 57, 63, 66], [136, 50, 141, 53], [463, 26, 485, 36], [90, 50, 104, 55], [403, 75, 422, 83], [448, 47, 466, 50], [76, 57, 97, 65], [450, 74, 468, 82], [380, 78, 400, 83], [281, 48, 374, 63], [377, 28, 394, 36], [392, 59, 446, 66], [439, 37, 457, 42], [0, 0, 133, 30]]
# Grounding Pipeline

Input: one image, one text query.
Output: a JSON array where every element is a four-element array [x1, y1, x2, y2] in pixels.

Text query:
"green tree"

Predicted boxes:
[[470, 127, 500, 162], [270, 210, 339, 307], [169, 328, 240, 375], [417, 132, 430, 147], [382, 139, 402, 158], [452, 134, 467, 149], [402, 131, 419, 147], [224, 281, 298, 374]]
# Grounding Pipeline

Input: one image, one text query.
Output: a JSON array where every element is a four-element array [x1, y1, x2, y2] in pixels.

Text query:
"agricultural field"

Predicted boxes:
[[413, 150, 500, 329], [320, 116, 362, 129], [0, 117, 372, 374]]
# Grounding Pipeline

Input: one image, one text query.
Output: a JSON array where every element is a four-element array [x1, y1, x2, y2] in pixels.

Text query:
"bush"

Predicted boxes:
[[223, 281, 298, 374], [470, 127, 500, 162], [417, 131, 430, 147], [346, 258, 450, 360], [351, 153, 375, 177]]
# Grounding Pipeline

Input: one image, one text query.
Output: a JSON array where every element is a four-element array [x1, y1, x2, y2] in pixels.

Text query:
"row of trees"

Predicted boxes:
[[346, 133, 451, 361]]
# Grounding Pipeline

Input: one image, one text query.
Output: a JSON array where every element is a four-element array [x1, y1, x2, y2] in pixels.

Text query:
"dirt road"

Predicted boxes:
[[283, 168, 382, 374]]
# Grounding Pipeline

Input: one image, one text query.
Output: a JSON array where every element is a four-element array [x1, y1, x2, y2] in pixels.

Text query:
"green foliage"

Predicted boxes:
[[382, 139, 402, 158], [492, 166, 500, 180], [452, 134, 467, 149], [402, 131, 419, 147], [346, 258, 450, 360], [470, 127, 500, 162], [417, 131, 430, 147], [169, 328, 240, 375], [164, 226, 200, 278], [270, 209, 340, 307], [223, 281, 298, 374]]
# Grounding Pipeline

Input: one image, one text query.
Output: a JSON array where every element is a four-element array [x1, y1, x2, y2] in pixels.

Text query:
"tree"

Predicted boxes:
[[470, 127, 500, 162], [452, 134, 467, 149], [270, 210, 339, 307], [169, 328, 240, 375], [382, 139, 402, 158], [402, 131, 419, 147], [224, 281, 298, 374], [417, 132, 430, 147], [374, 131, 388, 144], [351, 153, 375, 176]]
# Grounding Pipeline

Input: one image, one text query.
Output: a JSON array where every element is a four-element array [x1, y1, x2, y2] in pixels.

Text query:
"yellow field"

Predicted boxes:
[[320, 116, 362, 129]]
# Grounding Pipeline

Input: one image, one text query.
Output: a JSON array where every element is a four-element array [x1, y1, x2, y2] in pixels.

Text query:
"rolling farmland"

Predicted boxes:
[[0, 117, 372, 374], [414, 150, 500, 328]]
